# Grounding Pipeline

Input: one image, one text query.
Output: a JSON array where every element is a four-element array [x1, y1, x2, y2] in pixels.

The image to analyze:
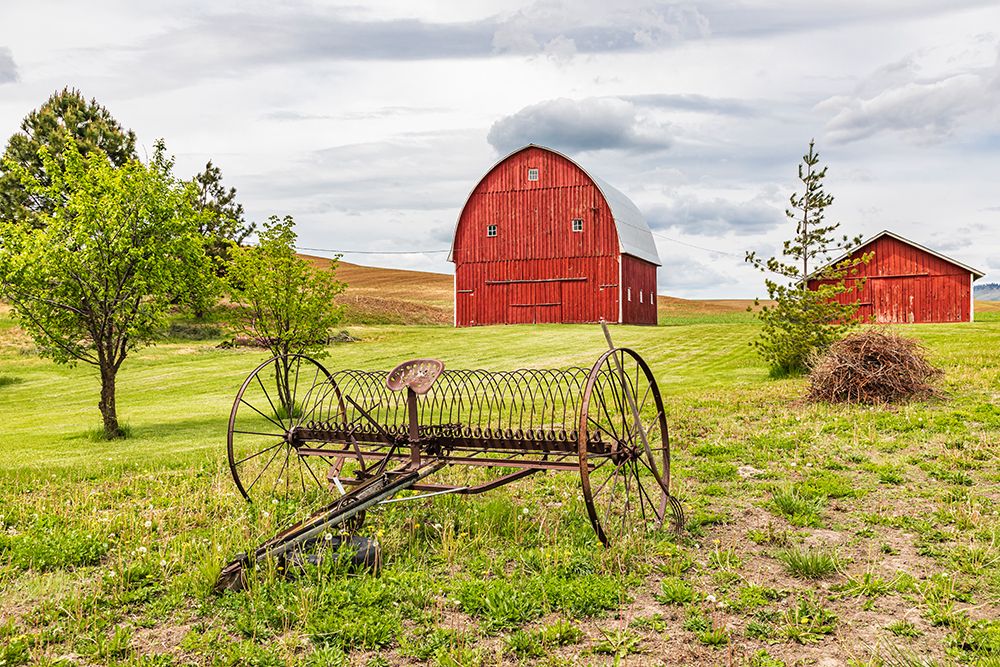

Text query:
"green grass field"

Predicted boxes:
[[1, 307, 998, 666]]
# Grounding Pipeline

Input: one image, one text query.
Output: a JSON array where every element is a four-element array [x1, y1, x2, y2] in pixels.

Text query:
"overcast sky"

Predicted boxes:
[[1, 0, 998, 298]]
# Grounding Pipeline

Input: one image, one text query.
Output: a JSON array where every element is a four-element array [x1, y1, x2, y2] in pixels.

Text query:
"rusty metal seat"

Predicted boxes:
[[385, 358, 444, 395]]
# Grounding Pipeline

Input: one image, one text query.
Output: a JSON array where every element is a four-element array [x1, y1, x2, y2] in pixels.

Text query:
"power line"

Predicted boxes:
[[649, 231, 744, 258], [297, 246, 450, 255], [299, 232, 745, 258]]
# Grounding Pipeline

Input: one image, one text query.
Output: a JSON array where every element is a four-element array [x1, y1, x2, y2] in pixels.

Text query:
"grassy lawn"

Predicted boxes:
[[1, 307, 998, 665]]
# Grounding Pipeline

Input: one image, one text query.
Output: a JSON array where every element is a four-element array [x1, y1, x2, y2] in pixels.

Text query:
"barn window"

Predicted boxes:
[[571, 218, 583, 232], [627, 288, 632, 302], [487, 224, 497, 237], [527, 168, 539, 181], [640, 291, 644, 304]]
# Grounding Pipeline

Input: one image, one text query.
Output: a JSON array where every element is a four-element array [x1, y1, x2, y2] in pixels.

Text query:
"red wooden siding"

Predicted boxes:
[[453, 146, 657, 326], [621, 255, 658, 325], [807, 235, 973, 323]]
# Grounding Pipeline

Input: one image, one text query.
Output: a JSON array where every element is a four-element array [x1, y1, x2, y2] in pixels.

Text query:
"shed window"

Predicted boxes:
[[639, 291, 644, 304], [527, 168, 539, 181], [571, 218, 583, 232], [627, 288, 632, 302], [487, 224, 497, 237]]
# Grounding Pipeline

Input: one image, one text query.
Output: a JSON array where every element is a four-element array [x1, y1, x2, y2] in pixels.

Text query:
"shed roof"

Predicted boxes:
[[806, 229, 985, 281], [450, 144, 661, 266]]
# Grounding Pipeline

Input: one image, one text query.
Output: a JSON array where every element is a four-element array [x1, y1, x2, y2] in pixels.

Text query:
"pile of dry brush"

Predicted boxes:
[[808, 330, 943, 404]]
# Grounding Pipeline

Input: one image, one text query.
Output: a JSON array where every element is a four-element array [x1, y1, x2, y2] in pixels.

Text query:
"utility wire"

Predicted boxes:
[[648, 231, 744, 258], [299, 232, 746, 258], [297, 246, 449, 255]]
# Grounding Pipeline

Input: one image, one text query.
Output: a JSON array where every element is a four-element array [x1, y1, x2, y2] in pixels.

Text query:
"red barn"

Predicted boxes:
[[806, 230, 985, 323], [449, 145, 660, 326]]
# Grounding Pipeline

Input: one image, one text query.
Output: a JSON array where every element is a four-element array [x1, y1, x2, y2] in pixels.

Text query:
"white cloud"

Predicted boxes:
[[1, 1, 998, 293], [820, 44, 1000, 144]]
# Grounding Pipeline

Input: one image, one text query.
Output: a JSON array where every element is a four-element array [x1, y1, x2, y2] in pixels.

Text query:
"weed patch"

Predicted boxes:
[[777, 547, 838, 579]]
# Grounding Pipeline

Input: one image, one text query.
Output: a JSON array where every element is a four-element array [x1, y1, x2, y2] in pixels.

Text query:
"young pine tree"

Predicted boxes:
[[745, 140, 870, 376]]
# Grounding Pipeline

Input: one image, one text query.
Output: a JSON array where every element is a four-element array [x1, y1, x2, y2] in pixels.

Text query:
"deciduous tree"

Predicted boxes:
[[227, 216, 346, 413], [0, 141, 214, 438]]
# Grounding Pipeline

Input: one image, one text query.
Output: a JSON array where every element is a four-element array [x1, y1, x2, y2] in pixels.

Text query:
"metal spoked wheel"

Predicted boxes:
[[227, 354, 344, 506], [578, 347, 681, 546]]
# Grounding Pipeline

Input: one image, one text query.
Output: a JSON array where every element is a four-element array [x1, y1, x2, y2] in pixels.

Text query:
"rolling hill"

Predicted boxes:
[[306, 256, 999, 325], [305, 255, 764, 325], [303, 255, 453, 325]]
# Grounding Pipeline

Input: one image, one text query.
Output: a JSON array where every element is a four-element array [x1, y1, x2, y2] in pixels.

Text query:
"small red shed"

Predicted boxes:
[[806, 230, 985, 323], [450, 145, 660, 326]]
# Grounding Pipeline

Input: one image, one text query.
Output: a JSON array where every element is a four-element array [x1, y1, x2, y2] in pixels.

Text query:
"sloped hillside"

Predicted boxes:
[[301, 255, 453, 325]]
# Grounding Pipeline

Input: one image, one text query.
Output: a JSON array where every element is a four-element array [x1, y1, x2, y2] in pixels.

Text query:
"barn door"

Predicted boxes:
[[873, 280, 916, 324], [533, 282, 562, 323]]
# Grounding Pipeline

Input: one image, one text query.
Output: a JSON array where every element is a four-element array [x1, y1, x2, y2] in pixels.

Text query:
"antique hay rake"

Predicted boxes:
[[216, 325, 683, 591]]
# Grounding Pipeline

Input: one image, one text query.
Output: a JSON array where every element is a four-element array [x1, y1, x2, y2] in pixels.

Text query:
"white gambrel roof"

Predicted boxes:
[[450, 144, 661, 266], [806, 229, 985, 281]]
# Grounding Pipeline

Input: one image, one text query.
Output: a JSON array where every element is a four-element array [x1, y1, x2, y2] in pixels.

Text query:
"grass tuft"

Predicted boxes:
[[770, 486, 826, 527], [777, 547, 838, 579]]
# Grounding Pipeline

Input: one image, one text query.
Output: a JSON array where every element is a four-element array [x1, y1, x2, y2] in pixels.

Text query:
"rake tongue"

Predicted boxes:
[[214, 553, 250, 593]]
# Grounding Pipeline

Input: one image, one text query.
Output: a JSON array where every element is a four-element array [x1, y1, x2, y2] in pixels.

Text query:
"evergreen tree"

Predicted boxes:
[[745, 140, 870, 376], [192, 160, 255, 271], [0, 88, 137, 226]]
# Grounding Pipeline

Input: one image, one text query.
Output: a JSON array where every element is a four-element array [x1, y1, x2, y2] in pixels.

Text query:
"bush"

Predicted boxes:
[[808, 330, 942, 404]]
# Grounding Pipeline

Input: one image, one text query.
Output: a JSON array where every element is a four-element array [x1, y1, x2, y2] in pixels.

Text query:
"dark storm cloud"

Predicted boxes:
[[0, 48, 18, 84], [487, 97, 672, 155], [645, 193, 783, 235]]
